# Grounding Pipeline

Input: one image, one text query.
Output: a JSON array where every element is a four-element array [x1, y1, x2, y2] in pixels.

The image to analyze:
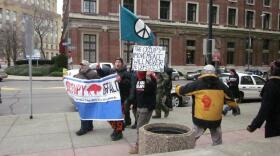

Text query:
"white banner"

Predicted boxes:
[[132, 45, 166, 72]]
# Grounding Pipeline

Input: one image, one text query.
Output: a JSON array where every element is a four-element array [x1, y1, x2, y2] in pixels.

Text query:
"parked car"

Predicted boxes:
[[64, 62, 114, 77], [171, 86, 192, 107], [244, 69, 264, 77], [185, 70, 202, 80], [172, 69, 180, 81], [219, 73, 265, 101]]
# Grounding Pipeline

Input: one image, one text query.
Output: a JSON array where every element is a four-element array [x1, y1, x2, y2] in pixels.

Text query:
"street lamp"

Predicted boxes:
[[207, 0, 213, 65]]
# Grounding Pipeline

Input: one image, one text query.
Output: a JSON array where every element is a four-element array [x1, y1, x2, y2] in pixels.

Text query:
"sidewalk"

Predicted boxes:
[[0, 103, 270, 156], [6, 75, 62, 81]]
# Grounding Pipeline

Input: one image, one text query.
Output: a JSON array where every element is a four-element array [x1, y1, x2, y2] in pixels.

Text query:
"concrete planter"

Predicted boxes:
[[139, 123, 195, 155]]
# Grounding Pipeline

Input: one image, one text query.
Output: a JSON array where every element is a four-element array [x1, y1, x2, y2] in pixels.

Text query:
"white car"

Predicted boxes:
[[219, 73, 266, 101], [65, 62, 114, 77]]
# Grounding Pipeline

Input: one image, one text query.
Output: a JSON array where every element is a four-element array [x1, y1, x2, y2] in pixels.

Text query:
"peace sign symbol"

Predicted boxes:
[[135, 19, 152, 39]]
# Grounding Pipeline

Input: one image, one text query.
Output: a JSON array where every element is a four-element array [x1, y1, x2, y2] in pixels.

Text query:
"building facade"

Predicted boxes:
[[62, 0, 280, 70], [0, 0, 62, 60]]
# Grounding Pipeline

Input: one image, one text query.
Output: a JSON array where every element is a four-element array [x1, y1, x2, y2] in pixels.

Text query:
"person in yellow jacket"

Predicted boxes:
[[175, 64, 238, 146]]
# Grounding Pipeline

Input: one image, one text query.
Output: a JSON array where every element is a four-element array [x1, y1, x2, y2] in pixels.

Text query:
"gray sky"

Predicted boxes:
[[57, 0, 63, 14]]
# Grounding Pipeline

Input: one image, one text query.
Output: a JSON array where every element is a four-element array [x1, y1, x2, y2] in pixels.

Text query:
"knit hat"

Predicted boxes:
[[80, 60, 90, 66], [203, 64, 216, 74]]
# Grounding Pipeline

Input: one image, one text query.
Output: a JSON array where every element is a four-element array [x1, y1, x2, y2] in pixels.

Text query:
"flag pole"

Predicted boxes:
[[119, 4, 122, 58]]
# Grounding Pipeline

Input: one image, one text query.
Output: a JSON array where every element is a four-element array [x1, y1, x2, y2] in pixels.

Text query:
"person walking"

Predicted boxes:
[[152, 72, 170, 118], [247, 60, 280, 138], [175, 64, 238, 146], [223, 69, 241, 116], [75, 60, 100, 136], [129, 70, 157, 154]]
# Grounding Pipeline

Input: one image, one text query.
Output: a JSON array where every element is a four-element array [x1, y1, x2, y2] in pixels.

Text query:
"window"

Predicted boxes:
[[83, 34, 97, 63], [245, 38, 253, 65], [228, 8, 237, 26], [123, 41, 135, 64], [263, 39, 269, 50], [51, 52, 54, 59], [159, 38, 170, 64], [211, 6, 218, 24], [46, 52, 49, 60], [83, 0, 96, 14], [246, 37, 253, 49], [0, 8, 2, 20], [227, 42, 235, 65], [263, 0, 271, 6], [241, 76, 254, 85], [186, 40, 195, 64], [278, 14, 280, 30], [6, 10, 10, 21], [246, 0, 254, 5], [245, 10, 254, 28], [262, 13, 271, 29], [262, 52, 269, 65], [160, 0, 170, 20], [253, 76, 265, 85], [187, 3, 198, 23], [123, 0, 134, 13]]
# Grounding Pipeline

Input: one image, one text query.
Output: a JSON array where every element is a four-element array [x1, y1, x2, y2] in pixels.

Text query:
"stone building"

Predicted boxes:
[[62, 0, 280, 71]]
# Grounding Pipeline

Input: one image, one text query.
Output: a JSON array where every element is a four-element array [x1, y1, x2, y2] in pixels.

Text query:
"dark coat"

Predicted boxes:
[[249, 76, 280, 138], [135, 72, 157, 110], [227, 74, 240, 98]]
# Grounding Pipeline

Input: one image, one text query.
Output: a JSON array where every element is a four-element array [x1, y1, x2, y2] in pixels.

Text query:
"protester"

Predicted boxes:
[[74, 60, 100, 136], [129, 70, 157, 154], [247, 60, 280, 138], [152, 72, 170, 118], [175, 64, 238, 146], [223, 69, 241, 116], [96, 58, 134, 141], [164, 66, 173, 110]]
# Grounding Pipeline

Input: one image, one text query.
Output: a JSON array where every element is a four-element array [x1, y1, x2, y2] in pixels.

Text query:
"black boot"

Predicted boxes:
[[111, 131, 123, 141]]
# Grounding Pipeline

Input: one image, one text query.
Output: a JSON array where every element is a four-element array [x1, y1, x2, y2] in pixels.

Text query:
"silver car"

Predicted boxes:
[[171, 86, 192, 107]]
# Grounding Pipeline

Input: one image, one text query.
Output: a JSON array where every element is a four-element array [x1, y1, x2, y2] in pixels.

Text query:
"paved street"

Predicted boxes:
[[0, 102, 267, 156], [0, 79, 74, 116]]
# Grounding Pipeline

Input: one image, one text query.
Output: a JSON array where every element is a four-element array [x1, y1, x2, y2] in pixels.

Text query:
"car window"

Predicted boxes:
[[102, 64, 112, 69], [253, 76, 265, 85], [240, 76, 254, 85]]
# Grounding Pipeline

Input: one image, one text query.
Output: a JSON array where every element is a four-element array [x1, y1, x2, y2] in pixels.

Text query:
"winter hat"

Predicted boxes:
[[202, 64, 216, 74], [80, 60, 90, 66]]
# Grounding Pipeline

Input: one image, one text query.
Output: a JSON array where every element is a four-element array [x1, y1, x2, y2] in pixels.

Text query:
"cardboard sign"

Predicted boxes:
[[132, 45, 166, 72]]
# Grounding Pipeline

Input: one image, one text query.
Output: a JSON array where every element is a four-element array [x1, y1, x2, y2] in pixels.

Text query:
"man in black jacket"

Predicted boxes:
[[247, 60, 280, 138]]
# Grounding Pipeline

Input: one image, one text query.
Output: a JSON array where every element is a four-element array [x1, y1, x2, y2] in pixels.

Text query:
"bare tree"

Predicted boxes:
[[0, 22, 23, 66], [32, 5, 55, 59]]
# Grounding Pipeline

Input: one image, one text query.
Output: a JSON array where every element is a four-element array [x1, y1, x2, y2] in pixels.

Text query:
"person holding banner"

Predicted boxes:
[[129, 70, 157, 154], [75, 60, 100, 136], [96, 58, 134, 141]]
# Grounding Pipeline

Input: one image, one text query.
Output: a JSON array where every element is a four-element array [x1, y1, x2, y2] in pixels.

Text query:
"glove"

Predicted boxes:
[[247, 125, 256, 133], [232, 106, 240, 116]]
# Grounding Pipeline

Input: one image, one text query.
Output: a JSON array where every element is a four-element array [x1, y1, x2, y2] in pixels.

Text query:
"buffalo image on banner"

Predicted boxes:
[[63, 74, 123, 121], [132, 45, 166, 72]]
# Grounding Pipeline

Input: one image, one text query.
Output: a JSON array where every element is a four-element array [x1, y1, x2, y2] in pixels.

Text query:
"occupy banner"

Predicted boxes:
[[63, 74, 123, 121], [132, 45, 166, 72]]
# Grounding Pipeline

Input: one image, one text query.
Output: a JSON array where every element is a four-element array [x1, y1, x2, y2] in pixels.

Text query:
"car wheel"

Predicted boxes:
[[0, 78, 2, 82], [171, 94, 182, 107], [174, 76, 179, 81]]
